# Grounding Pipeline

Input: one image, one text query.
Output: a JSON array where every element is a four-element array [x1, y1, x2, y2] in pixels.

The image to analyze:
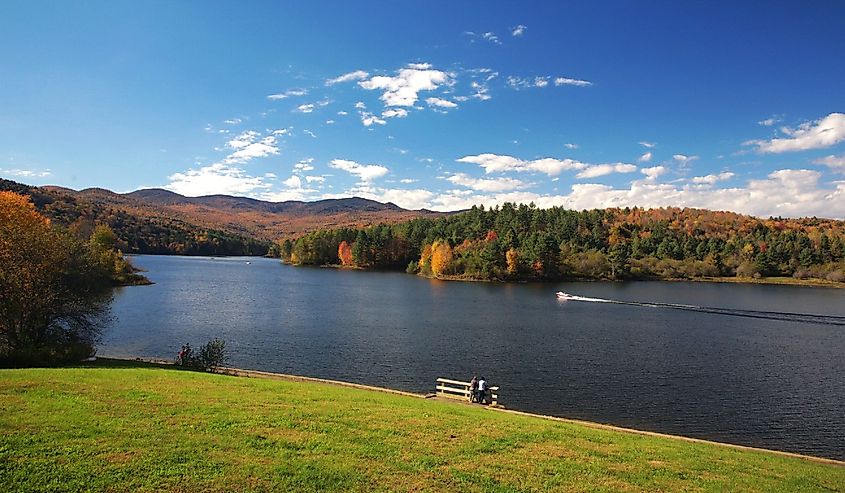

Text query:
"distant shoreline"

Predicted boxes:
[[282, 261, 845, 289]]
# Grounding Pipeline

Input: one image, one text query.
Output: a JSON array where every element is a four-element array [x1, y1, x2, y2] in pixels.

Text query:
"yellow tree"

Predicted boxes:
[[0, 192, 112, 365], [506, 248, 520, 275], [430, 240, 453, 277]]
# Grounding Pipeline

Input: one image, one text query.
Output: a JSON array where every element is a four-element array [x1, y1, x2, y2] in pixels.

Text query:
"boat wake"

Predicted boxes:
[[556, 292, 845, 326]]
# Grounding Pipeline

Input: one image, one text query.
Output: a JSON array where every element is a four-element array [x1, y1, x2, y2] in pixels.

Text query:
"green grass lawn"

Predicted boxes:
[[1, 360, 842, 492]]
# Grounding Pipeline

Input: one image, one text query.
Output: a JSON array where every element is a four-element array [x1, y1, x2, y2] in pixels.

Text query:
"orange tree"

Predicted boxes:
[[0, 192, 113, 366]]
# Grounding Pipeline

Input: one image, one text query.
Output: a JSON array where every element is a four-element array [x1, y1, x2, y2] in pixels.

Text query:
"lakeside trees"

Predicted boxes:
[[0, 192, 138, 366], [280, 203, 845, 283]]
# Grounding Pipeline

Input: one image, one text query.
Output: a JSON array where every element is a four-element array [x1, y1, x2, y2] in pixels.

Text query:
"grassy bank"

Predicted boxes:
[[1, 360, 842, 492]]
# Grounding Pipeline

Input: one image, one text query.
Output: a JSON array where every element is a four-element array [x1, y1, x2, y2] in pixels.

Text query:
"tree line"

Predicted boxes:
[[279, 203, 845, 283]]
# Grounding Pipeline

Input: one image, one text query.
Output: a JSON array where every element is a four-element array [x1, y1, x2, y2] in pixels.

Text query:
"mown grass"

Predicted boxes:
[[1, 359, 842, 492]]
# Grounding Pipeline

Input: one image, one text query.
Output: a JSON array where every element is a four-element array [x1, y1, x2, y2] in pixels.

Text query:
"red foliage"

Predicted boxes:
[[338, 240, 354, 266]]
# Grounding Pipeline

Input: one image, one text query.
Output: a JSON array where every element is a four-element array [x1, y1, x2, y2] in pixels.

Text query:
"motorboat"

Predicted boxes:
[[556, 291, 575, 300]]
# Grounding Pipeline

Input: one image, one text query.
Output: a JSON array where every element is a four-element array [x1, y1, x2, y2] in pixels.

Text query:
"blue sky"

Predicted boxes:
[[2, 1, 845, 217]]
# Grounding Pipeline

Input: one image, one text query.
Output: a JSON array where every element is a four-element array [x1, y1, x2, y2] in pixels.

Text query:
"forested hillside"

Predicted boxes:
[[0, 179, 269, 256], [62, 185, 444, 241], [281, 203, 845, 283]]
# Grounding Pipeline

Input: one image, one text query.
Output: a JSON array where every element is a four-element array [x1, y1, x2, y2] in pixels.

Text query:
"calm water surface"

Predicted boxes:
[[102, 255, 845, 460]]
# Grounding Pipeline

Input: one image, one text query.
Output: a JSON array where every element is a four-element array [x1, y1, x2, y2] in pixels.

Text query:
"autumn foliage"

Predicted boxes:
[[430, 241, 453, 277], [1, 192, 115, 366], [283, 203, 845, 283], [338, 240, 354, 266]]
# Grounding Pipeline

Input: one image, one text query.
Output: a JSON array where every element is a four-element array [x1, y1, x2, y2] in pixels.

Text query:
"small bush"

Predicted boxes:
[[179, 338, 227, 371]]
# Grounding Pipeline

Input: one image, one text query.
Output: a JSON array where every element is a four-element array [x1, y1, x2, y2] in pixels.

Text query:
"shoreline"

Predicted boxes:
[[286, 260, 845, 288], [102, 356, 844, 467]]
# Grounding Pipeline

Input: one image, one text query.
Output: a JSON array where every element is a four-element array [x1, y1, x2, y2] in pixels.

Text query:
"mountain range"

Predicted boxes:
[[1, 179, 445, 255]]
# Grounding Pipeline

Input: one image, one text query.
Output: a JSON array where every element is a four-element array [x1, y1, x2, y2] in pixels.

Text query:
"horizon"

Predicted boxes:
[[2, 2, 844, 218]]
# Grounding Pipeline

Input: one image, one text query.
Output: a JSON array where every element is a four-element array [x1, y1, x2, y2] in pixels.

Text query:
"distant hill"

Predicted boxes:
[[5, 179, 270, 256], [69, 186, 445, 240], [2, 179, 446, 255]]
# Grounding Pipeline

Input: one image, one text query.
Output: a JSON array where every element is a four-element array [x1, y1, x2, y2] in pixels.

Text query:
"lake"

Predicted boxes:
[[101, 255, 845, 460]]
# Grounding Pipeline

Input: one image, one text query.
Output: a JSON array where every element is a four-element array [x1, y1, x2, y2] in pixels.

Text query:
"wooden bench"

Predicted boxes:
[[435, 377, 499, 406]]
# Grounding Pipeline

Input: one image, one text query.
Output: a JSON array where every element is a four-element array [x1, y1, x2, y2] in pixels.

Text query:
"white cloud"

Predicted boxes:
[[359, 63, 453, 107], [330, 159, 389, 182], [360, 112, 386, 126], [553, 77, 592, 87], [426, 97, 458, 108], [325, 119, 335, 124], [692, 171, 735, 185], [337, 111, 349, 116], [758, 116, 781, 126], [0, 168, 51, 178], [294, 100, 330, 114], [638, 151, 653, 162], [283, 175, 302, 188], [305, 175, 325, 183], [293, 159, 315, 172], [813, 153, 845, 172], [470, 81, 492, 100], [399, 178, 418, 184], [746, 113, 845, 153], [673, 154, 698, 166], [271, 128, 289, 136], [458, 153, 586, 175], [482, 32, 501, 45], [564, 143, 579, 150], [641, 166, 666, 180], [446, 172, 529, 192], [457, 153, 638, 180], [227, 130, 260, 149], [165, 163, 272, 197], [423, 169, 845, 218], [303, 129, 317, 138], [576, 163, 638, 179], [382, 108, 409, 118], [267, 88, 308, 100], [511, 24, 527, 36], [639, 141, 656, 148], [222, 131, 279, 164], [354, 102, 366, 110], [223, 118, 242, 124], [326, 70, 369, 85], [508, 76, 591, 89]]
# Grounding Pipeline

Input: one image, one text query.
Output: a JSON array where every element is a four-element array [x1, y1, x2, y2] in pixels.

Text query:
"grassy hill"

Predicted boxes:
[[1, 360, 842, 492]]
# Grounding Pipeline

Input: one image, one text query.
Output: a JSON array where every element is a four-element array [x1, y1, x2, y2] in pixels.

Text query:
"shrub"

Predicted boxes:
[[179, 338, 227, 371]]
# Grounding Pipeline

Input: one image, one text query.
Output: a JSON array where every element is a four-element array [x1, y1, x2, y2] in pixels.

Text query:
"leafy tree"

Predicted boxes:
[[505, 248, 520, 276], [338, 240, 354, 266], [1, 192, 113, 366], [430, 240, 453, 277]]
